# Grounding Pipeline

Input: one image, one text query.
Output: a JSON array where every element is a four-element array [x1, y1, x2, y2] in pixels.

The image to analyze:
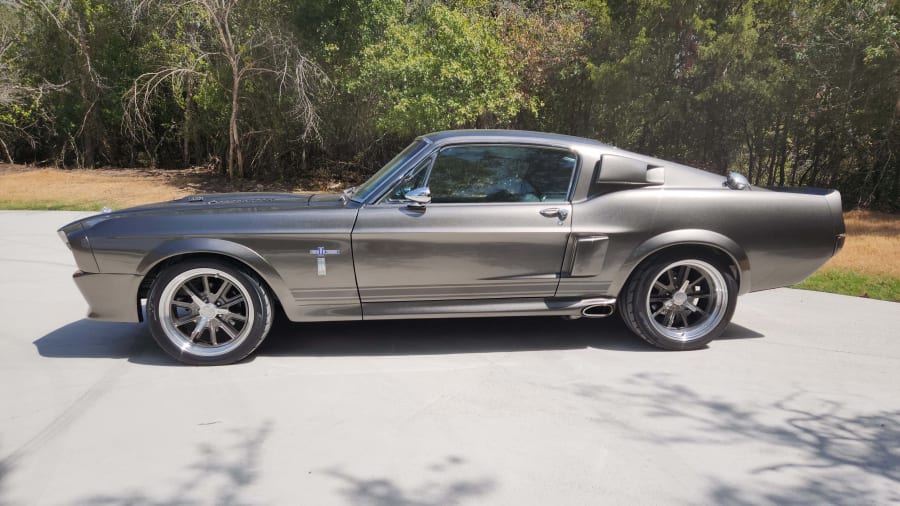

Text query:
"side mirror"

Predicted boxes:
[[725, 172, 751, 190], [404, 187, 432, 207]]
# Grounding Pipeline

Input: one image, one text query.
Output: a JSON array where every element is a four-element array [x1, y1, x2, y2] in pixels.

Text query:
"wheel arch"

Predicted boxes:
[[135, 239, 292, 322], [611, 230, 751, 297]]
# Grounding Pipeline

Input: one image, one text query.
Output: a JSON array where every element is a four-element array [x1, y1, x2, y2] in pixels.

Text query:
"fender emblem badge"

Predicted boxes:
[[310, 247, 340, 276], [310, 247, 341, 256]]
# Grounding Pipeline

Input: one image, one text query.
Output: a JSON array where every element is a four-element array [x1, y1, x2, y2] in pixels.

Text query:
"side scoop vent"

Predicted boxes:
[[589, 154, 665, 197]]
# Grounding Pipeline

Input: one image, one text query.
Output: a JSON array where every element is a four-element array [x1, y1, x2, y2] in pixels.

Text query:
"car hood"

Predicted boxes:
[[104, 192, 346, 216]]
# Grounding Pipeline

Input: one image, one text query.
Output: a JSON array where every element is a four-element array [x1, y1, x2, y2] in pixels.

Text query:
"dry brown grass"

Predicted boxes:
[[0, 165, 318, 211], [823, 210, 900, 278], [0, 168, 191, 210]]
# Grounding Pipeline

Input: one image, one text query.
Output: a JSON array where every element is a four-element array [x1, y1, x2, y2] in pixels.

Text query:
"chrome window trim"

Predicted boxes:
[[370, 142, 581, 207]]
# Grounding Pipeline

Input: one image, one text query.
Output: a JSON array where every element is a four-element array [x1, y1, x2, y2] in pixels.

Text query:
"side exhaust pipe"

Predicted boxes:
[[582, 304, 615, 318]]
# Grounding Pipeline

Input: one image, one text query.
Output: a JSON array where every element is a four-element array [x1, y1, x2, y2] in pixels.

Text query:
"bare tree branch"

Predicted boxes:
[[123, 66, 203, 140], [123, 0, 330, 178], [0, 23, 68, 163]]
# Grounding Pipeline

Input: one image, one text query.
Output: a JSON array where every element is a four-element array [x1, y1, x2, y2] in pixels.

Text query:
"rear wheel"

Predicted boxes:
[[147, 260, 274, 365], [621, 253, 737, 350]]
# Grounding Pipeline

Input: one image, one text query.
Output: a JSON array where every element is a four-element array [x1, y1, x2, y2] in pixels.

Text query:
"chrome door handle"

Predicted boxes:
[[540, 208, 568, 220]]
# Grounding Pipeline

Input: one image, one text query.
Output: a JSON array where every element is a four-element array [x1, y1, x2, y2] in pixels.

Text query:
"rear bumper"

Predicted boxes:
[[73, 271, 143, 322]]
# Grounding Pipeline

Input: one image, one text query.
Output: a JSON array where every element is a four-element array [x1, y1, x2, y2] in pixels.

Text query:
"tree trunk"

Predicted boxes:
[[0, 137, 13, 164], [743, 124, 755, 183], [302, 144, 309, 177], [765, 121, 781, 186], [183, 75, 194, 167], [800, 125, 821, 186], [76, 19, 97, 168], [789, 141, 800, 186], [777, 122, 790, 187], [228, 71, 241, 179]]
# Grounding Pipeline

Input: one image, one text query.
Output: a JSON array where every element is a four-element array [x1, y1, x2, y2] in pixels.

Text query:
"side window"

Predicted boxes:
[[427, 145, 576, 204]]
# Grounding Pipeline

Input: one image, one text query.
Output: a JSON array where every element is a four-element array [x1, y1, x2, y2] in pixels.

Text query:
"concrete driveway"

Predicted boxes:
[[1, 210, 898, 505]]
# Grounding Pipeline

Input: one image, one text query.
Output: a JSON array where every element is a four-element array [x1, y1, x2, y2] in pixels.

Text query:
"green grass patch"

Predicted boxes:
[[794, 269, 900, 302], [0, 199, 108, 211]]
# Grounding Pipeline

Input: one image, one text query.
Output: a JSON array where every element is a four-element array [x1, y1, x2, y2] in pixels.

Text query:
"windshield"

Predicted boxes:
[[351, 139, 429, 203]]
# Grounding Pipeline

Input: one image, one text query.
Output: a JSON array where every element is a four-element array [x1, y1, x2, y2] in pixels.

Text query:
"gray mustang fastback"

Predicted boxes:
[[59, 130, 845, 364]]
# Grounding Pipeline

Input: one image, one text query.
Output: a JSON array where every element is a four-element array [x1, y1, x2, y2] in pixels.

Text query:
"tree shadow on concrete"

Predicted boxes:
[[572, 373, 900, 505], [74, 421, 273, 506], [63, 421, 492, 506], [322, 456, 495, 506], [707, 475, 893, 506], [33, 315, 763, 364], [0, 452, 9, 506]]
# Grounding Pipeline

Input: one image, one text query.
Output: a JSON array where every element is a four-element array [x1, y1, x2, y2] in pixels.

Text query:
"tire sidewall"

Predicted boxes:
[[625, 252, 738, 350], [147, 260, 273, 365]]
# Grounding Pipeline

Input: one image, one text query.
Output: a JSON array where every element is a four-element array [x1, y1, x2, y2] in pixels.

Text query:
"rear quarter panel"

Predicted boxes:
[[561, 186, 838, 297]]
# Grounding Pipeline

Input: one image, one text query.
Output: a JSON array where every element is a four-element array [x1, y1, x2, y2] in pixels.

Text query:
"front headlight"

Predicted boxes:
[[57, 220, 101, 272], [58, 229, 71, 248]]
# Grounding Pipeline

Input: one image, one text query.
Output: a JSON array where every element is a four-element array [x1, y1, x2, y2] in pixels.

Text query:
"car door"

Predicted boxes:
[[352, 143, 578, 302]]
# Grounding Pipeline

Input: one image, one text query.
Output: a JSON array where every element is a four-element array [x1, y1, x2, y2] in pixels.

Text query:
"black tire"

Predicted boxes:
[[146, 259, 274, 365], [620, 251, 737, 350]]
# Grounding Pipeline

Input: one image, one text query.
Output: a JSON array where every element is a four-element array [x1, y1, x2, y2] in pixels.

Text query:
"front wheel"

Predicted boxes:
[[620, 253, 737, 350], [147, 260, 274, 365]]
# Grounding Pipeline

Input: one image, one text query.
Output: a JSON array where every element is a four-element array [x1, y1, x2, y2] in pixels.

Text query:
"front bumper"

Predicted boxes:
[[73, 271, 143, 322]]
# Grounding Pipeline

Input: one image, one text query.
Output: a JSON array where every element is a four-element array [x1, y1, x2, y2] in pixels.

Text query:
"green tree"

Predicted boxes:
[[15, 0, 140, 166], [351, 2, 536, 136]]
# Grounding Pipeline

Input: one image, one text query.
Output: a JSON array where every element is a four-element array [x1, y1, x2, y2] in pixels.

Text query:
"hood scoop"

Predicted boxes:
[[174, 192, 313, 206], [205, 196, 280, 205]]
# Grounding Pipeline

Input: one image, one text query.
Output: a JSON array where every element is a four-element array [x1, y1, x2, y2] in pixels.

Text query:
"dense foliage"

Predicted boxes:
[[1, 0, 897, 210]]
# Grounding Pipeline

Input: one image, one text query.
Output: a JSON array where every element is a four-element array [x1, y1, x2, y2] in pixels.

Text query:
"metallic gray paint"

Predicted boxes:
[[72, 271, 143, 322], [59, 129, 844, 325]]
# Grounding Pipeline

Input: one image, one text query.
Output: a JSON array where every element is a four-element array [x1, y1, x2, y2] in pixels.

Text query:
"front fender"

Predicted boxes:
[[611, 229, 752, 296], [136, 238, 294, 309]]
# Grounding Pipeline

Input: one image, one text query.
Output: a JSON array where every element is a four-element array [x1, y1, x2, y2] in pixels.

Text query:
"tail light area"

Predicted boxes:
[[833, 233, 846, 257]]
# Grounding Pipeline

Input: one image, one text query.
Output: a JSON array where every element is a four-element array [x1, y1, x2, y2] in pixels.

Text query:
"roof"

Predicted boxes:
[[421, 129, 726, 188], [420, 129, 610, 150]]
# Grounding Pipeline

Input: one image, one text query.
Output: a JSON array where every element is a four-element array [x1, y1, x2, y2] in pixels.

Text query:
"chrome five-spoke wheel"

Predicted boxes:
[[147, 260, 274, 365], [646, 260, 727, 342], [159, 268, 255, 355], [621, 252, 738, 350]]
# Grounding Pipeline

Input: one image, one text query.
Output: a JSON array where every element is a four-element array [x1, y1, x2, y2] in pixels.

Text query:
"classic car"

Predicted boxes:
[[58, 130, 846, 365]]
